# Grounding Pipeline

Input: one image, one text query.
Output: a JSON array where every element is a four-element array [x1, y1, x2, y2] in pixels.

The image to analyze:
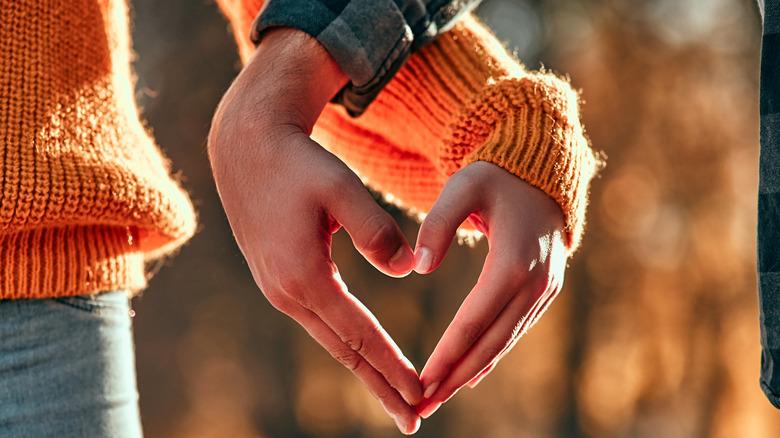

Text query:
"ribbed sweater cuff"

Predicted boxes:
[[0, 226, 146, 300], [454, 75, 598, 250]]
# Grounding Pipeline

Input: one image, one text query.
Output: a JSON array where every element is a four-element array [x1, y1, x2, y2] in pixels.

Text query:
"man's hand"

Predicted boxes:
[[208, 28, 422, 434], [413, 161, 568, 418]]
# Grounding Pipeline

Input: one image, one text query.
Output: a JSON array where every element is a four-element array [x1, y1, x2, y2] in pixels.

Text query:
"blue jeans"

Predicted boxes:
[[0, 291, 143, 437]]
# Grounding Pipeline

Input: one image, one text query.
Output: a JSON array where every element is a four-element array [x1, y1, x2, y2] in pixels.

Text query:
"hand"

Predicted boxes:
[[413, 161, 568, 418], [208, 28, 422, 434]]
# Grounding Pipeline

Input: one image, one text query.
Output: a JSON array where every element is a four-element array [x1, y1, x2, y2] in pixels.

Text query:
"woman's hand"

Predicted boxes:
[[413, 161, 568, 418]]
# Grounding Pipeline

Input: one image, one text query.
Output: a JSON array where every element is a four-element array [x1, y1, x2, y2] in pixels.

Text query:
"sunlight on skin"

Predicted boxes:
[[331, 271, 422, 434], [208, 27, 424, 435], [411, 162, 569, 423], [330, 271, 419, 374]]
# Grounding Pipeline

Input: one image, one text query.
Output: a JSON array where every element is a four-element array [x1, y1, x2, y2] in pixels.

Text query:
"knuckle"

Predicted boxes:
[[462, 321, 486, 345], [344, 334, 366, 354], [275, 272, 314, 311], [342, 327, 374, 356], [497, 255, 548, 291], [264, 291, 293, 314], [423, 210, 452, 236], [332, 348, 364, 372], [447, 165, 486, 195], [339, 323, 381, 358], [370, 386, 395, 406], [328, 168, 362, 196], [360, 213, 397, 255]]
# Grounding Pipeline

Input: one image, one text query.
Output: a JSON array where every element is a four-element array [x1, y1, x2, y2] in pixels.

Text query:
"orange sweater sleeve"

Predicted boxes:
[[1, 0, 197, 299], [215, 2, 600, 251]]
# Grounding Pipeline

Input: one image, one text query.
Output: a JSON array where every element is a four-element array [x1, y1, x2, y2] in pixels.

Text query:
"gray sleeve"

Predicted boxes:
[[251, 0, 481, 116]]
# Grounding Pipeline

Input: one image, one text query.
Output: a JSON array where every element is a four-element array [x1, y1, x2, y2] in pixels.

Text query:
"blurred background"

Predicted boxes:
[[129, 0, 776, 436]]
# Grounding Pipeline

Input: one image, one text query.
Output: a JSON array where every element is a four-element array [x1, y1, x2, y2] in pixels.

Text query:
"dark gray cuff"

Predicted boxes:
[[251, 0, 480, 116], [761, 379, 780, 409], [760, 341, 780, 408]]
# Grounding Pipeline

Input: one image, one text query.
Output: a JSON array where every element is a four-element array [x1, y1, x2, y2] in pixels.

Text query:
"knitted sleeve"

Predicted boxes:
[[215, 2, 600, 251]]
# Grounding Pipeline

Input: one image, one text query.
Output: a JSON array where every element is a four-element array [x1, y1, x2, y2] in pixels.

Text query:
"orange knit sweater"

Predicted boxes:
[[0, 0, 196, 299]]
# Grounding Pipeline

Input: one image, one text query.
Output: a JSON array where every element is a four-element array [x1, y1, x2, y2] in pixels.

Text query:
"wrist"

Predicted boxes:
[[208, 27, 348, 170], [256, 27, 348, 122], [221, 27, 348, 136]]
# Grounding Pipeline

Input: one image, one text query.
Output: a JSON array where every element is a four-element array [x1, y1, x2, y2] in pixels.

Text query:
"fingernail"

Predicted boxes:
[[414, 247, 433, 274], [420, 401, 442, 419], [389, 246, 414, 273], [423, 381, 439, 399]]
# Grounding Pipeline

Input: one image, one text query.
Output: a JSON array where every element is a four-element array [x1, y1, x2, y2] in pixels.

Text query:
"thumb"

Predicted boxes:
[[414, 172, 482, 274], [329, 179, 415, 278]]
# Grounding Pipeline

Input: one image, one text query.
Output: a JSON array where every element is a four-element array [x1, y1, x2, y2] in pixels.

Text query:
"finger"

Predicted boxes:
[[463, 316, 522, 390], [417, 184, 566, 402], [417, 282, 557, 419], [320, 272, 424, 407], [433, 282, 559, 401], [413, 172, 483, 274], [256, 205, 422, 433], [418, 247, 522, 399], [471, 280, 561, 389], [416, 286, 530, 419], [268, 245, 424, 410], [327, 171, 415, 277], [277, 296, 421, 434]]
